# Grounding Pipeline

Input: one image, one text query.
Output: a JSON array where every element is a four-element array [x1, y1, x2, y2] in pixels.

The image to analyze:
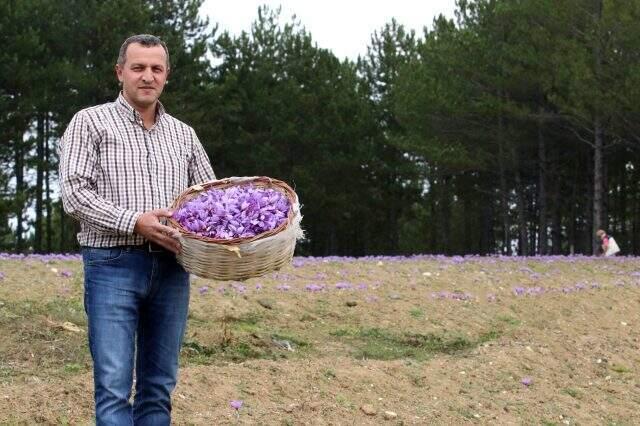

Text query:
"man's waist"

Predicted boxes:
[[83, 241, 169, 253], [133, 241, 168, 253]]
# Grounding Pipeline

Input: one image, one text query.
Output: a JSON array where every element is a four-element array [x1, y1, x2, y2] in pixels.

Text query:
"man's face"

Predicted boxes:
[[116, 43, 169, 110]]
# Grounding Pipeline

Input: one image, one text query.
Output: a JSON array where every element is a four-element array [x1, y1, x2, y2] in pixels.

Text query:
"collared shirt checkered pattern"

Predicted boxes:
[[58, 93, 216, 247]]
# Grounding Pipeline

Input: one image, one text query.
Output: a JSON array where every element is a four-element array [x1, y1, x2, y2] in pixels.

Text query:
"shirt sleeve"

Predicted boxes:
[[58, 111, 142, 235], [188, 128, 216, 186]]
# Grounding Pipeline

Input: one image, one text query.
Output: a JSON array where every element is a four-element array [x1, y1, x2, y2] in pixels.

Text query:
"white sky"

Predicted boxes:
[[201, 0, 457, 60]]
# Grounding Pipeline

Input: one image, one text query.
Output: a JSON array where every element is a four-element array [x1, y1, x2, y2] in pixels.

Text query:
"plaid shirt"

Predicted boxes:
[[58, 93, 215, 247]]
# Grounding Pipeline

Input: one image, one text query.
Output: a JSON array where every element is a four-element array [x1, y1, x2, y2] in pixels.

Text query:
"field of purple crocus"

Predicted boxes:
[[1, 253, 639, 424]]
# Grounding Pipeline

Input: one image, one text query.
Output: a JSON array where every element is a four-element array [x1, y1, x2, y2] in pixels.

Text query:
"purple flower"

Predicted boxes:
[[230, 400, 243, 410], [60, 270, 73, 278], [335, 282, 352, 290], [431, 291, 473, 301], [198, 286, 209, 295], [513, 287, 525, 296], [276, 284, 291, 291], [521, 377, 533, 386], [173, 185, 290, 240], [526, 286, 545, 296], [305, 283, 325, 292], [0, 271, 5, 280], [232, 283, 246, 294], [255, 283, 263, 290], [357, 283, 368, 290]]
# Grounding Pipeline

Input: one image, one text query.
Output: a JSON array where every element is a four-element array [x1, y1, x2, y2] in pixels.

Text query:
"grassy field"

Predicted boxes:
[[1, 254, 639, 425]]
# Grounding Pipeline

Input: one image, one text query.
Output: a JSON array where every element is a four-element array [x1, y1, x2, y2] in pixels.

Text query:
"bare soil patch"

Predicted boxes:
[[1, 255, 639, 424]]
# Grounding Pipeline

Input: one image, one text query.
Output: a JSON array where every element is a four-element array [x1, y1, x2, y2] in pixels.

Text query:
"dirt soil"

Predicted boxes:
[[1, 255, 639, 425]]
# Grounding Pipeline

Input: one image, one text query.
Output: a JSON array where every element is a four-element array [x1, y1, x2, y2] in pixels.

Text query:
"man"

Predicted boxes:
[[58, 34, 215, 425]]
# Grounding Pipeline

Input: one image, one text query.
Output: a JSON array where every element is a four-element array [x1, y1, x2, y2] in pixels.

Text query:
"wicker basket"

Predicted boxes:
[[167, 176, 303, 281]]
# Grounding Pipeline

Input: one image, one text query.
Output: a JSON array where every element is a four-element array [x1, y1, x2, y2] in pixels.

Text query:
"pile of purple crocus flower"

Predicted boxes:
[[172, 185, 290, 239]]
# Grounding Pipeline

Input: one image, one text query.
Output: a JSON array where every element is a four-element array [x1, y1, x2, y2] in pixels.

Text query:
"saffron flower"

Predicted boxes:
[[305, 283, 325, 292], [521, 377, 533, 386], [173, 186, 290, 239], [232, 283, 246, 294]]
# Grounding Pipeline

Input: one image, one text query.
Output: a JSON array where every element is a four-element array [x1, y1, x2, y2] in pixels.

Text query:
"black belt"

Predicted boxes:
[[134, 241, 167, 253]]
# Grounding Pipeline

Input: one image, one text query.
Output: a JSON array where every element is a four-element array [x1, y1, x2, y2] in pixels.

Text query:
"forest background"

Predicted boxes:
[[2, 0, 640, 257]]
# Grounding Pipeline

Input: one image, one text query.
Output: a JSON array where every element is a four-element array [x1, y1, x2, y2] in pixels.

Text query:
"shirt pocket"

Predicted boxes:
[[97, 128, 148, 192], [161, 142, 190, 195]]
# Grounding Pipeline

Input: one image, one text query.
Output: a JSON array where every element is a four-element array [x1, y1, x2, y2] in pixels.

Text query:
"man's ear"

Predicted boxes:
[[115, 63, 123, 84]]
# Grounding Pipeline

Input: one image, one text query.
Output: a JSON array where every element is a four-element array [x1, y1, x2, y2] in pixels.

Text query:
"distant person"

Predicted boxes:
[[58, 34, 215, 425], [596, 229, 620, 257]]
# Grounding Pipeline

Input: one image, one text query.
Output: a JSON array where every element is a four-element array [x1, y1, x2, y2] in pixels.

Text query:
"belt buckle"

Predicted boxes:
[[147, 241, 164, 253]]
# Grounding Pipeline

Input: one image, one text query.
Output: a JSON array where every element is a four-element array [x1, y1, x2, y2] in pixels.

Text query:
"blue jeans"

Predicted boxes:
[[82, 246, 190, 426]]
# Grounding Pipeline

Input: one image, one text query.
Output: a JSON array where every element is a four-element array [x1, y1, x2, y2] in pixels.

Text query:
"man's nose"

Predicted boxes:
[[142, 69, 153, 82]]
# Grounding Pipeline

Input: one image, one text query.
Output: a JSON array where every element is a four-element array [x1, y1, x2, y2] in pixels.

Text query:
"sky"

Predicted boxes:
[[201, 0, 457, 60]]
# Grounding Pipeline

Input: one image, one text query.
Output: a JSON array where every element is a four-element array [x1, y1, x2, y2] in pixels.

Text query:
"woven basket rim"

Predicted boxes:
[[168, 176, 299, 246]]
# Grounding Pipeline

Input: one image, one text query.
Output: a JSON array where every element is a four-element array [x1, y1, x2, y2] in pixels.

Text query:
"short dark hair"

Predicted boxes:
[[117, 34, 170, 69]]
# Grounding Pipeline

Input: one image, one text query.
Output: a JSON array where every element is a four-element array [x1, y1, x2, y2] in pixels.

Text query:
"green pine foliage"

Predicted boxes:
[[2, 0, 640, 255]]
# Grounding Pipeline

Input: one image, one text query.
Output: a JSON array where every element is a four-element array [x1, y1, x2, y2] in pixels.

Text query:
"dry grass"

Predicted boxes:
[[1, 255, 639, 424]]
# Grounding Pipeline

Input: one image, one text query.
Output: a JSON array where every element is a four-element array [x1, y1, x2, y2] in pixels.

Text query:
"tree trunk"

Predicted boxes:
[[35, 113, 45, 253], [528, 195, 537, 254], [512, 150, 528, 256], [591, 0, 605, 255], [498, 114, 510, 255], [13, 136, 25, 253], [619, 171, 626, 250], [45, 113, 52, 253], [548, 145, 561, 254], [441, 175, 452, 255], [463, 189, 473, 254], [592, 115, 604, 254], [537, 111, 548, 255], [568, 160, 580, 254], [59, 201, 66, 252], [480, 202, 493, 255]]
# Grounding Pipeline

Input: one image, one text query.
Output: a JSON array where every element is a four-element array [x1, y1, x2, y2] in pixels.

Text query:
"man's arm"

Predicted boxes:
[[58, 111, 142, 234], [188, 128, 216, 186]]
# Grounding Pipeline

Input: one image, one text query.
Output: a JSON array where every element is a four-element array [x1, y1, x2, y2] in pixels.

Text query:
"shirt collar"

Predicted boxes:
[[115, 92, 166, 127]]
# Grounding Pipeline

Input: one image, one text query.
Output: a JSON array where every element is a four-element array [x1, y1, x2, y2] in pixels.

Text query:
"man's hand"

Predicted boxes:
[[134, 208, 182, 254]]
